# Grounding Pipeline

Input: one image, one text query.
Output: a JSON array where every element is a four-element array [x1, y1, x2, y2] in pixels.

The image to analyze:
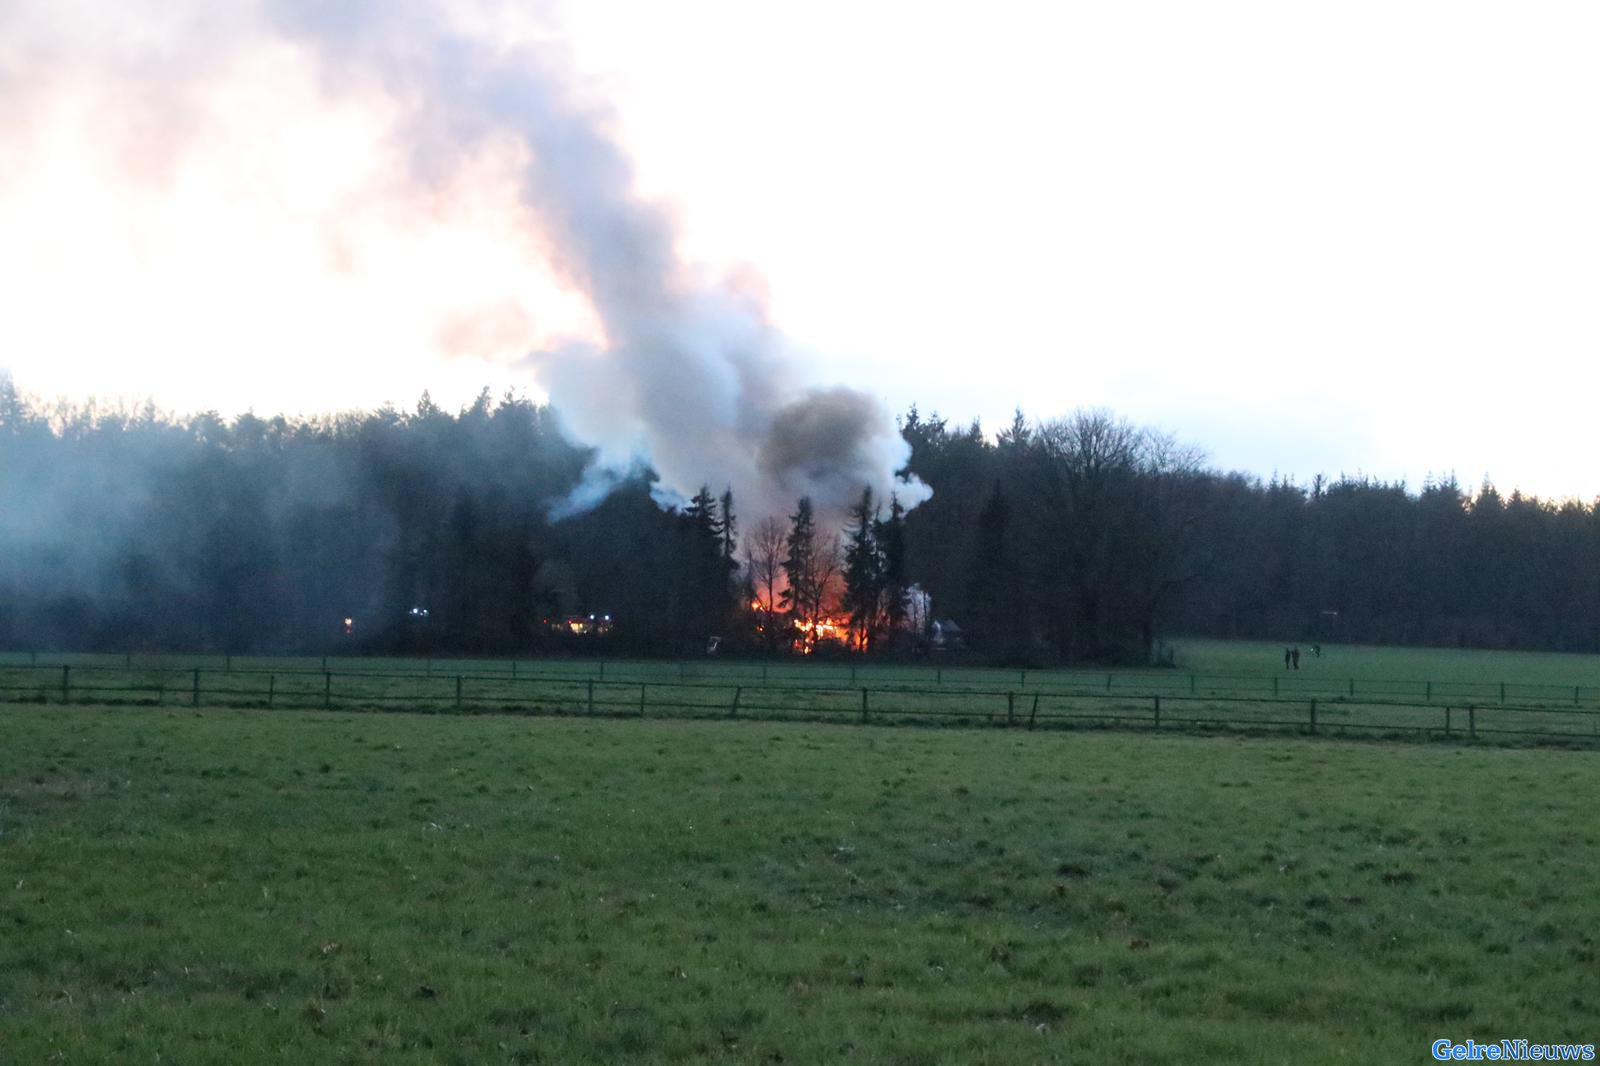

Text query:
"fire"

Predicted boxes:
[[748, 599, 851, 652], [793, 613, 851, 653]]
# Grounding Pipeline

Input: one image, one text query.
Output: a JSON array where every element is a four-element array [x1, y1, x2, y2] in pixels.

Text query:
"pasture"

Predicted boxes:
[[6, 638, 1600, 744], [2, 705, 1597, 1063], [1169, 637, 1600, 688]]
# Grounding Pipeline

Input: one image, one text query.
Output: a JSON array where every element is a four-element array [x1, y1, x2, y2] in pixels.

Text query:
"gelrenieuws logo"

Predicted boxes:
[[1432, 1040, 1595, 1062]]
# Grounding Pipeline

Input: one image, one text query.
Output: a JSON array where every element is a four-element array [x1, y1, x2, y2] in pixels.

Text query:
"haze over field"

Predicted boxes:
[[1, 0, 1597, 498]]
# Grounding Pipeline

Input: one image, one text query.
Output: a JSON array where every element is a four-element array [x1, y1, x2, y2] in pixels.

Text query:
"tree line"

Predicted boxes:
[[898, 408, 1600, 661], [2, 376, 1597, 661]]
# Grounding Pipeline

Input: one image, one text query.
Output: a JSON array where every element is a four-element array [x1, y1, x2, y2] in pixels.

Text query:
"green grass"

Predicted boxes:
[[10, 636, 1600, 693], [9, 636, 1600, 744], [3, 706, 1597, 1062], [1169, 637, 1600, 687]]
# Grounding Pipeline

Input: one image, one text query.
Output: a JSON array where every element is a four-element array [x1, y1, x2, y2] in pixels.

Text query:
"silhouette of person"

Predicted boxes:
[[1291, 647, 1301, 670], [1284, 648, 1292, 670]]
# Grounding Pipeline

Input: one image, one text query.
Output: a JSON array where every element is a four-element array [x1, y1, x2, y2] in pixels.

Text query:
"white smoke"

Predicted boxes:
[[278, 0, 930, 522], [0, 0, 927, 523]]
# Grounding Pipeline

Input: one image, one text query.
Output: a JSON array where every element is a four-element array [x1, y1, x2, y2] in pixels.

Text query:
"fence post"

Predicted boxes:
[[639, 683, 647, 716], [1425, 680, 1431, 701], [1007, 691, 1015, 726], [323, 671, 332, 711], [599, 661, 607, 680], [61, 664, 70, 704], [192, 668, 200, 707], [225, 655, 232, 673], [455, 675, 463, 711], [512, 660, 518, 679], [1468, 705, 1477, 739], [1499, 683, 1505, 705], [1273, 675, 1279, 697], [268, 674, 276, 709], [1106, 673, 1113, 691], [1309, 698, 1317, 735], [1348, 678, 1355, 698], [1190, 674, 1196, 695], [730, 685, 741, 718], [861, 687, 869, 724], [1576, 685, 1582, 706], [1029, 693, 1039, 730], [1153, 695, 1161, 729], [125, 652, 132, 669], [587, 679, 595, 715], [1444, 706, 1451, 736]]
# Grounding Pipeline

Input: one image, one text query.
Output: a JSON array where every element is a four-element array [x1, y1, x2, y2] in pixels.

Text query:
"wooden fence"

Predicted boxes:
[[1, 651, 1598, 708], [3, 663, 1599, 745]]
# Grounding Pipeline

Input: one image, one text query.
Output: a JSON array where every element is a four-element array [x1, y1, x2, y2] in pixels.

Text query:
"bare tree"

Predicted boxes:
[[744, 516, 787, 650], [811, 533, 843, 640], [1026, 409, 1207, 662]]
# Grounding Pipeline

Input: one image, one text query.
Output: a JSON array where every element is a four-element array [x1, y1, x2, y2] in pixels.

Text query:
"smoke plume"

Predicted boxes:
[[291, 0, 928, 521], [0, 0, 928, 523]]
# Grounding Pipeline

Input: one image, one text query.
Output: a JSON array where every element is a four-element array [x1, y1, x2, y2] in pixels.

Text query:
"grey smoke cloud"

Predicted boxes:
[[266, 0, 928, 521], [760, 387, 913, 512], [1, 0, 928, 521]]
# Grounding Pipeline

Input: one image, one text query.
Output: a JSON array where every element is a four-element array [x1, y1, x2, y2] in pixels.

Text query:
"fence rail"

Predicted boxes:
[[3, 663, 1599, 745], [1, 651, 1599, 709]]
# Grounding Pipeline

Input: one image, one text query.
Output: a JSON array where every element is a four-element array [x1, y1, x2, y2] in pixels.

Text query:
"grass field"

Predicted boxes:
[[7, 638, 1600, 745], [1168, 638, 1600, 687], [10, 636, 1600, 692], [3, 705, 1597, 1062]]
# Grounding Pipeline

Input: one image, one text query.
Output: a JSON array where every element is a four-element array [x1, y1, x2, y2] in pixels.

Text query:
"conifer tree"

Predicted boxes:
[[842, 488, 883, 650]]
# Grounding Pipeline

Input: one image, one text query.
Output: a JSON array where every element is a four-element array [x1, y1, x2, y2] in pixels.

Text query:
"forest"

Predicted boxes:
[[3, 374, 1597, 663]]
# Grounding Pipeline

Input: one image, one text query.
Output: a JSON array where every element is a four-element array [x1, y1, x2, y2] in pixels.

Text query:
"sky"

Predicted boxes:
[[1, 0, 1597, 500]]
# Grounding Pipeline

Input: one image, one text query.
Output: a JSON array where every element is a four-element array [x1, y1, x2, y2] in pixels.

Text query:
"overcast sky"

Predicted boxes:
[[2, 0, 1596, 499]]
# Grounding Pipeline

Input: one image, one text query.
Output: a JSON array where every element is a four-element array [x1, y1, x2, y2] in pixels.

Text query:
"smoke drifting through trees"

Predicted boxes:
[[0, 0, 926, 523], [4, 379, 1599, 661], [270, 0, 926, 522]]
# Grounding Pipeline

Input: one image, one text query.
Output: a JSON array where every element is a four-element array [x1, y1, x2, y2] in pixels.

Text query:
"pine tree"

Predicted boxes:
[[842, 488, 883, 650], [0, 370, 25, 432], [718, 488, 738, 569], [681, 486, 726, 641], [967, 481, 1022, 659], [781, 497, 817, 645], [685, 486, 718, 533], [878, 492, 909, 638]]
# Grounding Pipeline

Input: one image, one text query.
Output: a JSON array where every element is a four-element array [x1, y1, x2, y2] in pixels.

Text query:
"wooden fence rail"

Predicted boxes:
[[4, 663, 1599, 746], [1, 653, 1599, 709]]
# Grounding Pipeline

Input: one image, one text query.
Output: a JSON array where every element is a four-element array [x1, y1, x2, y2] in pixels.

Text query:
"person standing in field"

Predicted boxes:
[[1284, 648, 1292, 669], [1291, 647, 1301, 670]]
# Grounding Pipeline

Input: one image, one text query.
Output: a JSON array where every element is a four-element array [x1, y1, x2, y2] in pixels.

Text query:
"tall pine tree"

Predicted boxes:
[[842, 488, 883, 650], [781, 497, 819, 647], [878, 493, 910, 640]]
